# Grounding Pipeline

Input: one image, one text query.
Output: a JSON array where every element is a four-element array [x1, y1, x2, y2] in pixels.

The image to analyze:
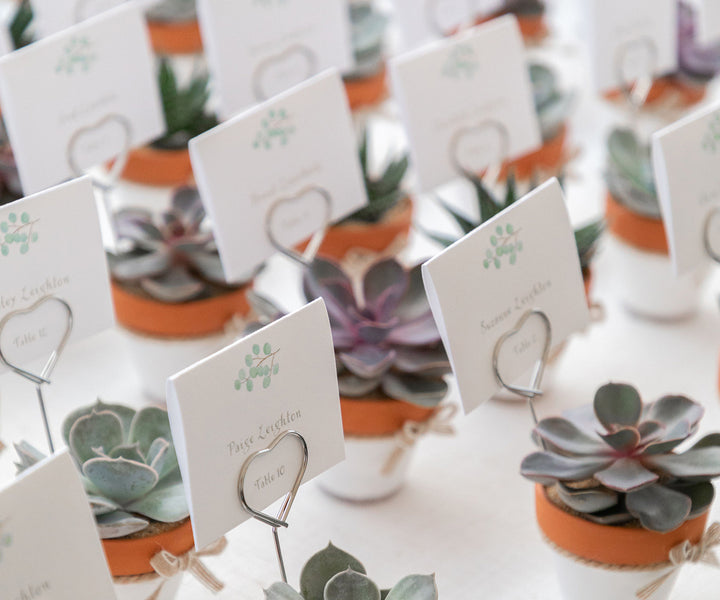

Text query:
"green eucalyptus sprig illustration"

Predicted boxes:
[[235, 342, 280, 392], [0, 211, 39, 256], [484, 222, 522, 269], [55, 36, 96, 76], [442, 44, 479, 79], [0, 519, 12, 564], [702, 112, 720, 155], [252, 108, 295, 150]]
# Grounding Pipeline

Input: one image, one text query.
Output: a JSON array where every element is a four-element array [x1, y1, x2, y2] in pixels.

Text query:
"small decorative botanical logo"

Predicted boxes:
[[55, 36, 96, 75], [0, 519, 12, 564], [702, 112, 720, 154], [234, 342, 280, 392], [442, 44, 479, 79], [253, 108, 295, 150], [483, 223, 522, 269], [0, 211, 39, 256]]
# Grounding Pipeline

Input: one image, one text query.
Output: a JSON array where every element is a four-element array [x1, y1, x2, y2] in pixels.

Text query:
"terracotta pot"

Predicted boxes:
[[147, 19, 203, 55], [120, 146, 193, 187], [318, 395, 437, 501], [476, 13, 548, 43], [501, 125, 568, 181], [536, 485, 709, 600], [603, 75, 706, 109], [300, 196, 413, 262], [344, 64, 388, 111], [605, 192, 668, 255]]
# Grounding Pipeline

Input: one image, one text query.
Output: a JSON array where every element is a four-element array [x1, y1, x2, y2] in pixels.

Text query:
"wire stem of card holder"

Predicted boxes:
[[0, 296, 74, 453], [237, 429, 309, 583], [492, 308, 552, 444]]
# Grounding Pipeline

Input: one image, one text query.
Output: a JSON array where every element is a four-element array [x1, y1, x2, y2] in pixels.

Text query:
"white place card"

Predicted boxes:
[[422, 179, 589, 413], [392, 0, 483, 50], [652, 103, 720, 276], [197, 0, 353, 117], [390, 16, 541, 193], [0, 177, 114, 375], [0, 451, 116, 599], [685, 0, 720, 46], [167, 299, 345, 550], [190, 70, 367, 281], [585, 0, 677, 92], [29, 0, 151, 39], [0, 4, 163, 194]]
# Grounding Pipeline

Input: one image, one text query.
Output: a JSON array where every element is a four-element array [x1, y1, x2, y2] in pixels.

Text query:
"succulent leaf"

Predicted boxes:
[[556, 483, 619, 514], [626, 485, 692, 533], [126, 481, 189, 523], [521, 452, 613, 482], [265, 583, 305, 600], [384, 575, 438, 600], [69, 411, 124, 464], [535, 417, 607, 455], [108, 443, 145, 463], [324, 569, 381, 600], [129, 406, 173, 456], [594, 458, 659, 492], [381, 373, 448, 407], [300, 543, 366, 600], [643, 448, 720, 478], [83, 457, 159, 505], [594, 383, 642, 429], [96, 511, 149, 540]]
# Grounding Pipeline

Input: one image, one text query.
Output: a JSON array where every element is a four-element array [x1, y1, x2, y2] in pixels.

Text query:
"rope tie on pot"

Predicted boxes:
[[381, 404, 458, 475], [636, 522, 720, 600]]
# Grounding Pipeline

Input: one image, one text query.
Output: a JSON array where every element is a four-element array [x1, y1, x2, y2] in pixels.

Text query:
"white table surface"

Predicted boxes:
[[2, 0, 720, 597]]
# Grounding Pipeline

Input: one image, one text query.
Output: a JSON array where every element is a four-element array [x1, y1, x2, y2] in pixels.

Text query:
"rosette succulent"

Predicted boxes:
[[605, 128, 659, 218], [146, 0, 196, 23], [498, 0, 545, 18], [678, 2, 720, 83], [530, 63, 574, 144], [15, 400, 188, 539], [341, 128, 409, 225], [108, 186, 254, 303], [265, 542, 438, 600], [347, 1, 387, 79], [153, 58, 218, 151], [521, 383, 720, 533]]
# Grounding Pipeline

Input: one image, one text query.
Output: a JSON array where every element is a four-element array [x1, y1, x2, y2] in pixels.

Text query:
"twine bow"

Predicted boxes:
[[636, 523, 720, 600], [381, 404, 458, 475], [146, 536, 228, 600]]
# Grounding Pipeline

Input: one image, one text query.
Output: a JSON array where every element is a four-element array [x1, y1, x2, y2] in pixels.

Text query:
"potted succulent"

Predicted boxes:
[[425, 172, 603, 306], [120, 58, 218, 187], [9, 0, 33, 50], [343, 1, 389, 111], [502, 63, 575, 181], [265, 542, 437, 599], [145, 0, 202, 56], [249, 257, 454, 501], [477, 0, 549, 45], [0, 119, 23, 205], [303, 129, 411, 263], [605, 127, 705, 319], [605, 2, 720, 111], [15, 400, 205, 600], [108, 186, 256, 400], [521, 382, 720, 600]]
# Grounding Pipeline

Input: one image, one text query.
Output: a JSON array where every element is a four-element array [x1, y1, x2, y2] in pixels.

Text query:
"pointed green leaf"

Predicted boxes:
[[324, 569, 380, 600], [385, 575, 437, 600], [69, 411, 124, 464], [300, 543, 366, 600]]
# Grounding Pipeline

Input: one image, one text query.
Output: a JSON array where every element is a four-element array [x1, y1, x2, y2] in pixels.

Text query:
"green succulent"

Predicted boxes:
[[500, 0, 545, 17], [146, 0, 196, 23], [521, 383, 720, 533], [152, 58, 218, 151], [15, 400, 188, 539], [605, 127, 659, 218], [425, 173, 604, 273], [342, 129, 409, 225], [10, 0, 33, 50], [530, 63, 574, 143], [347, 1, 387, 79], [265, 543, 438, 600]]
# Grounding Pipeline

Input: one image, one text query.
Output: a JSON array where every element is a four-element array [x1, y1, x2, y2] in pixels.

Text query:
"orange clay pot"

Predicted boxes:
[[604, 75, 706, 109], [344, 64, 388, 111], [120, 146, 193, 187], [535, 485, 709, 566], [111, 281, 251, 339], [147, 19, 203, 55], [102, 519, 194, 577], [340, 395, 435, 437], [500, 125, 568, 181], [605, 192, 668, 255], [582, 268, 592, 306], [476, 13, 548, 43]]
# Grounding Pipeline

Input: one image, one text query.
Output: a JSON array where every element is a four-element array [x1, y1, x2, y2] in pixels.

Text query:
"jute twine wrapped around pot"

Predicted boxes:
[[381, 404, 458, 475], [116, 537, 227, 600], [543, 523, 720, 599]]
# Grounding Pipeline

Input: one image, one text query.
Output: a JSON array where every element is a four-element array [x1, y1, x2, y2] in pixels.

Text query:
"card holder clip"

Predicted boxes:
[[0, 296, 74, 453], [425, 0, 476, 38], [237, 429, 309, 583], [251, 44, 319, 103], [614, 36, 658, 112], [702, 206, 720, 264], [449, 118, 510, 189]]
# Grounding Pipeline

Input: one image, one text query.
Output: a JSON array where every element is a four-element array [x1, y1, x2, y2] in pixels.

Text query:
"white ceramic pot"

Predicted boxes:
[[609, 236, 705, 320], [122, 327, 238, 401], [113, 572, 183, 600], [552, 550, 678, 600], [317, 435, 415, 502]]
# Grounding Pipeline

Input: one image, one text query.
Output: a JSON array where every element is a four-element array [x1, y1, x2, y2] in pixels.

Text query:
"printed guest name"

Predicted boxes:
[[14, 580, 51, 600], [479, 280, 552, 334], [227, 409, 303, 456], [0, 275, 71, 311]]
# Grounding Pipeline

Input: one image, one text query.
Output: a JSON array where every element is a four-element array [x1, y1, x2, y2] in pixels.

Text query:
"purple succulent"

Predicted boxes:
[[302, 258, 451, 406], [108, 186, 255, 303], [678, 2, 720, 81], [521, 383, 720, 532]]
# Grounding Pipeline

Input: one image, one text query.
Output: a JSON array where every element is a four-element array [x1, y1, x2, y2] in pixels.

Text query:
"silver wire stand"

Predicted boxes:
[[492, 308, 551, 439], [237, 429, 309, 583], [264, 185, 333, 268], [703, 206, 720, 265], [251, 44, 319, 102], [614, 36, 658, 114], [0, 297, 74, 453], [449, 119, 510, 189], [425, 0, 475, 37]]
